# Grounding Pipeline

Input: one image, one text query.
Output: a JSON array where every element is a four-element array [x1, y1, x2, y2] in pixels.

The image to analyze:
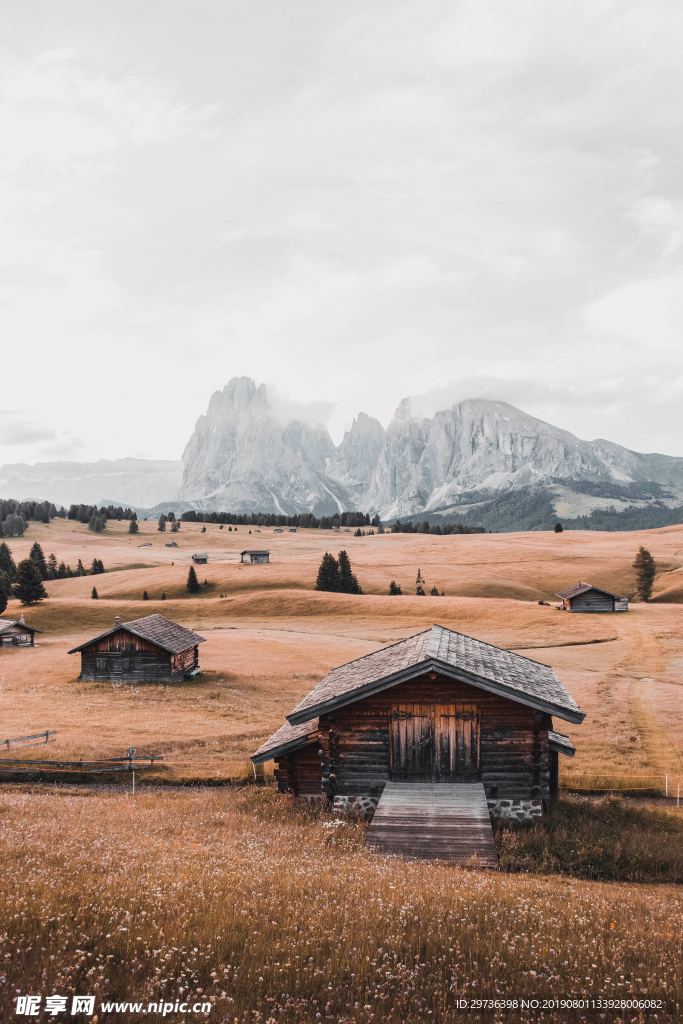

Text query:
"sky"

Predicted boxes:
[[1, 0, 683, 464]]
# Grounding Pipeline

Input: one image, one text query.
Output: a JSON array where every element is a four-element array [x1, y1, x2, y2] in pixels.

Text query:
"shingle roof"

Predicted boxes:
[[67, 614, 205, 655], [251, 717, 319, 764], [287, 625, 584, 726], [548, 730, 576, 757], [0, 618, 39, 634], [556, 581, 621, 600]]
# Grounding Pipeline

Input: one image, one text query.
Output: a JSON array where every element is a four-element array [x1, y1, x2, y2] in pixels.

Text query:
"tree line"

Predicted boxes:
[[0, 541, 107, 611]]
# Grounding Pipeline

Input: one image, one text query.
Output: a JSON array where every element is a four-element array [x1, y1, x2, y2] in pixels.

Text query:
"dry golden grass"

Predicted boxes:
[[1, 518, 682, 788], [0, 786, 680, 1023]]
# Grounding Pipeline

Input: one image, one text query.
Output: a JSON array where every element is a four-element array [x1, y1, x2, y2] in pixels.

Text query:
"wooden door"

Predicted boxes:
[[389, 704, 433, 779], [434, 704, 480, 781]]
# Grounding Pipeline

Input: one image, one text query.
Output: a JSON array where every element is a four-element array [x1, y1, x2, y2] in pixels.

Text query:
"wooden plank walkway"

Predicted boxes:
[[365, 782, 498, 867]]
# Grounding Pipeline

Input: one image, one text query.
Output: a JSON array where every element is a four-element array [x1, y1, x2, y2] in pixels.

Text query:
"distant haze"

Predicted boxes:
[[1, 1, 683, 464]]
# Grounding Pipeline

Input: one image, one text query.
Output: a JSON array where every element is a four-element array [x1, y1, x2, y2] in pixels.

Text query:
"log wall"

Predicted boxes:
[[318, 673, 551, 804]]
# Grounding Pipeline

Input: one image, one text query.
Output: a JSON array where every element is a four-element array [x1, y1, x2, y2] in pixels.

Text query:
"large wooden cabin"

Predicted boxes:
[[0, 616, 39, 648], [240, 549, 270, 564], [557, 582, 628, 612], [68, 613, 205, 683], [252, 625, 583, 820]]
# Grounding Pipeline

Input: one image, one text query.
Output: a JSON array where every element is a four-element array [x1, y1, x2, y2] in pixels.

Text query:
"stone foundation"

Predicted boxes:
[[332, 794, 380, 818], [487, 799, 542, 821]]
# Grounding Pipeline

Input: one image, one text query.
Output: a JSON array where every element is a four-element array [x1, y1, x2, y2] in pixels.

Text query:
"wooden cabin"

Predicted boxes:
[[252, 625, 584, 820], [240, 549, 270, 564], [68, 613, 205, 682], [557, 582, 628, 612], [192, 552, 208, 564], [0, 616, 39, 648]]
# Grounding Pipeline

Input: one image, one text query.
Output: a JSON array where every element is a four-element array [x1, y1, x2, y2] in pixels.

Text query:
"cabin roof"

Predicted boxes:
[[287, 624, 584, 726], [556, 581, 621, 601], [240, 549, 270, 555], [251, 717, 319, 764], [0, 618, 39, 634], [67, 613, 205, 656], [548, 730, 576, 757]]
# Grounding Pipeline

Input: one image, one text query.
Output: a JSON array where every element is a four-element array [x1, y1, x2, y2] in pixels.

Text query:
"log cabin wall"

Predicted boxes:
[[567, 590, 615, 612], [274, 743, 323, 799], [77, 630, 192, 682], [0, 625, 34, 647], [318, 672, 550, 818]]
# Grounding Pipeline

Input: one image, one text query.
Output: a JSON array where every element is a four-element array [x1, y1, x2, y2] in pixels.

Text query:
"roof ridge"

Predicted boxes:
[[428, 622, 553, 670], [300, 627, 434, 679]]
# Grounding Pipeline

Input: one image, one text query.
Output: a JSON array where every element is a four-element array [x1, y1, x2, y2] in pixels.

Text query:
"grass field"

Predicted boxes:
[[1, 517, 682, 1021], [0, 786, 680, 1023]]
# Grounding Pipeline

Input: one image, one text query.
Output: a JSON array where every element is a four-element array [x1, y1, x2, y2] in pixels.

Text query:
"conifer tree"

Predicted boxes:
[[415, 568, 426, 596], [128, 518, 139, 535], [315, 552, 341, 592], [388, 580, 402, 595], [158, 514, 167, 532], [46, 553, 58, 579], [13, 559, 48, 605], [338, 549, 362, 594], [554, 522, 563, 533], [142, 590, 149, 600], [91, 586, 98, 600], [430, 586, 440, 595], [0, 570, 10, 615], [29, 542, 48, 580], [187, 565, 201, 594], [633, 546, 656, 602], [76, 559, 86, 576], [0, 541, 17, 581]]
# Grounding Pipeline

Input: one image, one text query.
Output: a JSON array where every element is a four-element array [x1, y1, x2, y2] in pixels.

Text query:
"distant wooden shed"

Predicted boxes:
[[556, 582, 628, 613], [68, 613, 205, 682], [0, 616, 40, 648], [192, 552, 208, 564], [240, 550, 270, 564]]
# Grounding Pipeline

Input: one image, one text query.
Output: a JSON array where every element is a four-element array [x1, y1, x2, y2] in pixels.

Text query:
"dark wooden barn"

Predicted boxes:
[[192, 552, 209, 564], [252, 625, 583, 823], [0, 616, 39, 648], [68, 613, 205, 682], [557, 582, 628, 612], [240, 549, 270, 564]]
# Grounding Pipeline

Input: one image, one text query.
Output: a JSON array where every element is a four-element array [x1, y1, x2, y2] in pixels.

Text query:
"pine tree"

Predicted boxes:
[[88, 511, 106, 532], [0, 570, 10, 615], [554, 522, 563, 533], [161, 592, 167, 600], [76, 559, 86, 576], [187, 565, 201, 594], [91, 586, 98, 600], [388, 580, 402, 595], [13, 559, 48, 605], [158, 514, 167, 532], [170, 519, 180, 533], [315, 552, 341, 592], [46, 553, 58, 579], [415, 568, 426, 596], [142, 590, 149, 600], [430, 586, 440, 596], [128, 518, 139, 535], [633, 546, 656, 602], [90, 558, 105, 575], [0, 541, 17, 581], [29, 542, 48, 580], [338, 549, 362, 594]]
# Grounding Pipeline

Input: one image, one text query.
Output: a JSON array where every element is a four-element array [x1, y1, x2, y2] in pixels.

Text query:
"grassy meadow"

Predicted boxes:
[[1, 516, 682, 1020]]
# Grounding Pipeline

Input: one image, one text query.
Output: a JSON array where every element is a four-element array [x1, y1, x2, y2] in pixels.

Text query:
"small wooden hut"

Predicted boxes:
[[0, 616, 39, 648], [252, 625, 583, 820], [240, 550, 270, 564], [192, 552, 208, 564], [556, 582, 628, 612], [68, 613, 205, 682]]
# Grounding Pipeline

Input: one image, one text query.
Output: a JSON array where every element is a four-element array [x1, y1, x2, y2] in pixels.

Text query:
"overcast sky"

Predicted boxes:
[[2, 0, 683, 464]]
